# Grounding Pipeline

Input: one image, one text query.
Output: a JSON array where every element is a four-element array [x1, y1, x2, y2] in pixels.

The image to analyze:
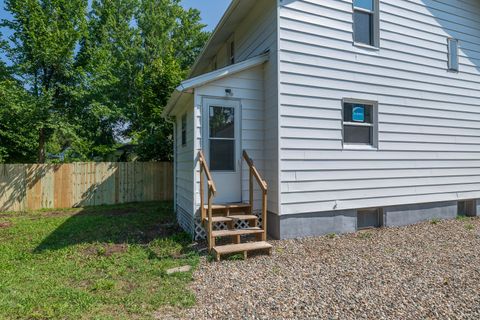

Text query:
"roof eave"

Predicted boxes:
[[163, 52, 269, 118], [187, 0, 242, 78]]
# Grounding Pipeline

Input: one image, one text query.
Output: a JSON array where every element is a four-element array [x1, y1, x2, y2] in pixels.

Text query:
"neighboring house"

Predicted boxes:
[[164, 0, 480, 241]]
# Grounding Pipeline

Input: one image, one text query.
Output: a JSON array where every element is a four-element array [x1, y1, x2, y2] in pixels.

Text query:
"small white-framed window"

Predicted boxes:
[[181, 114, 187, 147], [353, 0, 380, 48], [342, 100, 377, 147], [448, 38, 459, 71]]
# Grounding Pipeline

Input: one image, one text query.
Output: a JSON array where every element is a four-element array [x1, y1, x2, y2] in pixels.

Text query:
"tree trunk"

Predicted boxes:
[[38, 128, 46, 163]]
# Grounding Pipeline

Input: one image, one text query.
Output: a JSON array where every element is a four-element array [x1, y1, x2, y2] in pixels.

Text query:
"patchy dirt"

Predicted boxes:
[[84, 244, 128, 257], [0, 221, 12, 229]]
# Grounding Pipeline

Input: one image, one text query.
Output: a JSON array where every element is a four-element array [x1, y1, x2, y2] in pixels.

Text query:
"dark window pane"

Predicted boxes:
[[344, 125, 372, 145], [230, 41, 235, 64], [354, 0, 374, 10], [182, 131, 186, 146], [181, 114, 187, 146], [210, 106, 235, 138], [344, 103, 373, 123], [354, 11, 373, 46], [210, 140, 235, 171]]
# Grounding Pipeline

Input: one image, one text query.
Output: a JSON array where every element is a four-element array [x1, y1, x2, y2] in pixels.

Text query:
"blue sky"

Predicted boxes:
[[0, 0, 231, 60], [181, 0, 231, 31]]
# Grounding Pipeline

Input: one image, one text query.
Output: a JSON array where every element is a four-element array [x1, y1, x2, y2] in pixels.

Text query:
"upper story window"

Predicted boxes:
[[181, 114, 187, 147], [343, 100, 377, 147], [212, 55, 218, 71], [448, 38, 459, 71], [227, 35, 235, 65], [353, 0, 379, 48]]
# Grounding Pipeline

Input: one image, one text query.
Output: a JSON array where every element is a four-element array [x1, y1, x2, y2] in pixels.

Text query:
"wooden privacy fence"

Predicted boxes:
[[0, 162, 173, 212]]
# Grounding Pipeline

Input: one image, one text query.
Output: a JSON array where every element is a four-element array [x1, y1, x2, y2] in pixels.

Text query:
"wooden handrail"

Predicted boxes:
[[243, 151, 267, 192], [198, 150, 216, 250], [243, 150, 268, 241], [198, 151, 216, 195]]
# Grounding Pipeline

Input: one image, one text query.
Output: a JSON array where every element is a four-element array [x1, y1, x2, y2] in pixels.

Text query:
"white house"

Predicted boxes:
[[164, 0, 480, 251]]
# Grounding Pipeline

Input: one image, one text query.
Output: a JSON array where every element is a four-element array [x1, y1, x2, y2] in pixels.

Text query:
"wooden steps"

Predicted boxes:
[[212, 227, 263, 238], [204, 203, 251, 210], [228, 214, 257, 221], [199, 150, 271, 261], [204, 216, 233, 223], [204, 214, 258, 223], [213, 241, 272, 261]]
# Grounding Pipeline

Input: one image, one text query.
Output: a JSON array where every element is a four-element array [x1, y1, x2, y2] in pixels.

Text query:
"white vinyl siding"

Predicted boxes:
[[194, 66, 266, 212], [195, 0, 279, 214], [175, 97, 195, 229], [278, 0, 480, 215], [173, 0, 278, 226]]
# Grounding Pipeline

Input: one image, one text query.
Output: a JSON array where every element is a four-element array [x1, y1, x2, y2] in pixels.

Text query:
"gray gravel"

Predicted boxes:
[[166, 217, 480, 319]]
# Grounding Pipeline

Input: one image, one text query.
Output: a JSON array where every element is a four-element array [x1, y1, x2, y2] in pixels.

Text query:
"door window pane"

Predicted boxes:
[[344, 125, 372, 145], [210, 140, 235, 171], [354, 0, 374, 10], [210, 106, 235, 138], [354, 11, 373, 46]]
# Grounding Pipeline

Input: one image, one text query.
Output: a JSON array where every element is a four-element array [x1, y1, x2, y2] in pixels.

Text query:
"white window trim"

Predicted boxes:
[[342, 98, 379, 150], [352, 0, 380, 49]]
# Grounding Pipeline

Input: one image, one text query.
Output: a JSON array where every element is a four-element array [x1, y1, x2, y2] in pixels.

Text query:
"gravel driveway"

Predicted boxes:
[[167, 217, 480, 319]]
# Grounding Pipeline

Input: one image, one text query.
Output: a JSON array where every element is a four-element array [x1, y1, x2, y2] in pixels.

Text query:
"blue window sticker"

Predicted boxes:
[[352, 105, 365, 122]]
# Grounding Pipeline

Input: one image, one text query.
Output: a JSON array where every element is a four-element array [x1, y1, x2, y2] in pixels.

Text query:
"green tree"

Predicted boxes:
[[2, 0, 88, 163], [130, 0, 209, 161], [0, 0, 208, 163], [0, 61, 38, 163], [73, 0, 140, 161], [77, 0, 209, 161]]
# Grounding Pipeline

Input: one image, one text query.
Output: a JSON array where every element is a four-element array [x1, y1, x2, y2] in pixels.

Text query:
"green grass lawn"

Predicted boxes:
[[0, 202, 198, 320]]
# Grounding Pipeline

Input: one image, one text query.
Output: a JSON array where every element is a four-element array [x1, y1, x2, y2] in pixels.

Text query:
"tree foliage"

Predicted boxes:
[[0, 0, 208, 163]]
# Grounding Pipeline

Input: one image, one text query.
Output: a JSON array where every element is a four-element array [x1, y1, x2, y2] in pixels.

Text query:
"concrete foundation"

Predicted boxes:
[[267, 211, 281, 240], [268, 200, 466, 239], [383, 201, 457, 227], [269, 209, 356, 239]]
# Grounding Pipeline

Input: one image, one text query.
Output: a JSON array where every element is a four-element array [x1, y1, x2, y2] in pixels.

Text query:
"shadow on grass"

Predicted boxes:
[[33, 201, 193, 258]]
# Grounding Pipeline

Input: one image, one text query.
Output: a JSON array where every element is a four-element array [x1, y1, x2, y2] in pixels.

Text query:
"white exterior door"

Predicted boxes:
[[203, 98, 242, 203]]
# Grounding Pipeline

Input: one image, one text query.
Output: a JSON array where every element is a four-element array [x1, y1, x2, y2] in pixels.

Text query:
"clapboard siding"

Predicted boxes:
[[278, 0, 480, 215], [211, 0, 277, 71], [190, 0, 278, 214], [175, 97, 195, 227], [194, 67, 266, 211]]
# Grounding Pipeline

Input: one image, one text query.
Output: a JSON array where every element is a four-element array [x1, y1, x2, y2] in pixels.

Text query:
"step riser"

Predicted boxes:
[[212, 228, 264, 238]]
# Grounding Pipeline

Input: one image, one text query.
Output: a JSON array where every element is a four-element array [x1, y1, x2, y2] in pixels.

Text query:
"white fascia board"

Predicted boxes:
[[163, 52, 269, 117]]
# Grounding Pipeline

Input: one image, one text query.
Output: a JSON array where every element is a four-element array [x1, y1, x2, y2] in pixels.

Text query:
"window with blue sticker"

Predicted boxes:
[[352, 105, 365, 122], [343, 102, 375, 146]]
